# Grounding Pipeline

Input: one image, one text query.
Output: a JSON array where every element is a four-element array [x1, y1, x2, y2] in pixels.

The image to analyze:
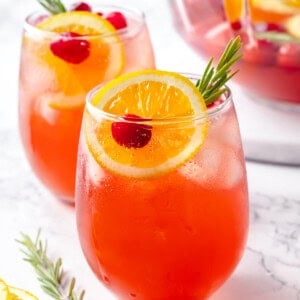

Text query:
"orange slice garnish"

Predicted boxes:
[[223, 0, 245, 24], [35, 11, 124, 109], [84, 70, 208, 178]]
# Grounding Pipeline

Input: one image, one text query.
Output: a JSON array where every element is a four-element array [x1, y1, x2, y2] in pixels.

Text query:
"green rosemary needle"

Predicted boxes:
[[196, 36, 243, 105], [16, 230, 85, 300], [37, 0, 66, 14]]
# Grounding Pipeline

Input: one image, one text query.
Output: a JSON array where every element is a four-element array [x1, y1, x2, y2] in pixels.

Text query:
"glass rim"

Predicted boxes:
[[85, 72, 233, 125], [23, 4, 146, 40]]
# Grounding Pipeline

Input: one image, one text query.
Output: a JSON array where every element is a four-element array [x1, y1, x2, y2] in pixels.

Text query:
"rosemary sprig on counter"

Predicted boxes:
[[37, 0, 66, 14], [16, 230, 85, 300], [196, 36, 242, 105]]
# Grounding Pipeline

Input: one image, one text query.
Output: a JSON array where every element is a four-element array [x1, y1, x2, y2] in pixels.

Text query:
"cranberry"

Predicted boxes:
[[277, 43, 300, 69], [50, 32, 90, 64], [105, 12, 127, 30], [70, 2, 92, 11], [207, 98, 224, 109], [230, 21, 242, 31], [111, 114, 152, 148], [243, 39, 278, 65], [266, 23, 285, 32]]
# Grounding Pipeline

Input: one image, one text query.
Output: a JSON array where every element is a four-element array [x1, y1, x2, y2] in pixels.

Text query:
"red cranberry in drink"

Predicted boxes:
[[207, 98, 224, 109], [230, 21, 242, 31], [111, 114, 152, 149], [70, 2, 92, 11], [106, 12, 127, 30], [50, 32, 90, 64], [266, 23, 285, 32], [277, 43, 300, 69], [243, 39, 278, 66]]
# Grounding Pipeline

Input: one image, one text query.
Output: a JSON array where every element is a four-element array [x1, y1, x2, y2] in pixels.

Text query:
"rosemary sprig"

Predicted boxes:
[[196, 36, 243, 105], [16, 230, 85, 300], [37, 0, 66, 14]]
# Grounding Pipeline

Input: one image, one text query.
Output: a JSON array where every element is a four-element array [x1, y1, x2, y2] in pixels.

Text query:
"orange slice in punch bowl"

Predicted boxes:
[[249, 0, 300, 23], [285, 14, 300, 39], [37, 11, 125, 109], [223, 0, 245, 28], [84, 70, 209, 179]]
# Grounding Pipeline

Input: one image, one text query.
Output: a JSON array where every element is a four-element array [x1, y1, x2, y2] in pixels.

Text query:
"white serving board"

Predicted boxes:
[[232, 84, 300, 166]]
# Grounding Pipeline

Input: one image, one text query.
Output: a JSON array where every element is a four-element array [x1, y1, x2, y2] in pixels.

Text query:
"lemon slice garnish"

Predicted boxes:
[[8, 286, 38, 300], [0, 279, 9, 300], [0, 278, 38, 300]]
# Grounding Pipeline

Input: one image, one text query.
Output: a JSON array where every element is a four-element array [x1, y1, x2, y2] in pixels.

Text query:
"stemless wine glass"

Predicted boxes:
[[75, 72, 249, 299], [170, 0, 300, 110], [18, 5, 155, 204]]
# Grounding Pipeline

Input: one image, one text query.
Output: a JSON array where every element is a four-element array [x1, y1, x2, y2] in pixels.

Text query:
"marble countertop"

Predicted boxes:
[[0, 0, 299, 299]]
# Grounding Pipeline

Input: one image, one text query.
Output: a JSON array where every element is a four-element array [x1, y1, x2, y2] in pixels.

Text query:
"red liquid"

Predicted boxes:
[[18, 12, 155, 202], [76, 101, 249, 299], [170, 0, 300, 105]]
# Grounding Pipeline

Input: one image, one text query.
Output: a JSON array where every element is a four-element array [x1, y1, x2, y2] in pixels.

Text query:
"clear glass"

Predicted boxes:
[[75, 75, 249, 300], [18, 5, 155, 204], [169, 0, 300, 110]]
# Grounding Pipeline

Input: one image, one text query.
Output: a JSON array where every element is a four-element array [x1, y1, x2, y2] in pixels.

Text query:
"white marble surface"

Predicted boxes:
[[0, 0, 299, 299]]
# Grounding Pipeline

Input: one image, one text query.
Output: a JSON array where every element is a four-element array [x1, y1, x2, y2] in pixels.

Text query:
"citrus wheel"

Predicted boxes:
[[285, 14, 300, 38], [223, 0, 245, 24], [35, 11, 124, 108], [8, 286, 38, 300], [249, 0, 300, 23], [84, 70, 208, 178], [0, 279, 9, 300]]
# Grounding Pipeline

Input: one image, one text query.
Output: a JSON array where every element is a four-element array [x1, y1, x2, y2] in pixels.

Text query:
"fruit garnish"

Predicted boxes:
[[50, 32, 90, 64], [36, 0, 128, 30], [249, 0, 300, 23], [16, 231, 85, 300], [8, 287, 39, 300], [105, 12, 127, 29], [265, 23, 286, 32], [85, 70, 209, 178], [37, 11, 119, 36], [70, 2, 91, 12], [223, 0, 245, 29], [0, 279, 9, 300], [35, 11, 124, 107], [285, 14, 300, 39], [84, 37, 241, 178], [0, 278, 38, 300], [111, 114, 152, 148]]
